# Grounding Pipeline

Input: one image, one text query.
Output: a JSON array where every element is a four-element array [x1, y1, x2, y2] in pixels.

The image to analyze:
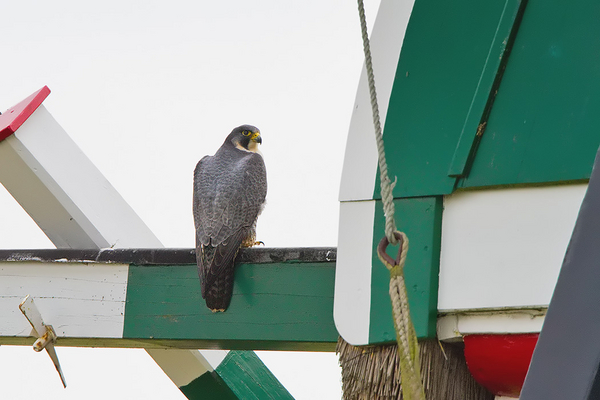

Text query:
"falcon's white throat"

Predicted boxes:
[[235, 140, 261, 154]]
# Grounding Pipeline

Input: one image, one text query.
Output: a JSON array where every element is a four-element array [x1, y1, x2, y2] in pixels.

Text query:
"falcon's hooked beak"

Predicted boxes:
[[251, 132, 262, 144], [244, 131, 262, 153]]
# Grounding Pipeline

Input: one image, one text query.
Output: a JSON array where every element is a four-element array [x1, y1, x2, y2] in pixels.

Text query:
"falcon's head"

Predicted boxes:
[[228, 124, 262, 153]]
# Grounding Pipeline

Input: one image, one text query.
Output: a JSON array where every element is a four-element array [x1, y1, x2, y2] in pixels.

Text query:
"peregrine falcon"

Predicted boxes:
[[193, 124, 267, 312]]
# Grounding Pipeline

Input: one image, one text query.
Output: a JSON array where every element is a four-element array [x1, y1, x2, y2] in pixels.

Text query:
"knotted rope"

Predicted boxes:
[[377, 232, 425, 400], [356, 1, 425, 399]]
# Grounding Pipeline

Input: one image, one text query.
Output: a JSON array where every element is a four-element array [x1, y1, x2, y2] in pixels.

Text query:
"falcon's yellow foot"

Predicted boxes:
[[241, 238, 264, 248], [211, 308, 226, 313]]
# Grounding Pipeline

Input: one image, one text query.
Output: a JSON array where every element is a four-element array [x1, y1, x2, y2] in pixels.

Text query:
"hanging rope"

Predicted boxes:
[[377, 233, 425, 400], [356, 0, 398, 246], [356, 1, 425, 399]]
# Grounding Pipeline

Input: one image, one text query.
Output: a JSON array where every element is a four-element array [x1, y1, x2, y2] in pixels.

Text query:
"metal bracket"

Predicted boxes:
[[19, 295, 67, 388]]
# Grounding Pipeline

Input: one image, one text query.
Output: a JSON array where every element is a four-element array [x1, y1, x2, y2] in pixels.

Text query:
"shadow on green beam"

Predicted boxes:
[[180, 370, 239, 400]]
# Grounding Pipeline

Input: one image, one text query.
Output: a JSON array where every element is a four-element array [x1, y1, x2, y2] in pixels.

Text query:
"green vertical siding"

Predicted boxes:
[[369, 196, 442, 342], [377, 0, 524, 198], [461, 0, 600, 188]]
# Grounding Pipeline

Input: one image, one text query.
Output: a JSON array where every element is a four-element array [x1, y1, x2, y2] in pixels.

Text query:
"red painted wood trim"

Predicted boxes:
[[464, 333, 538, 398], [0, 86, 51, 142]]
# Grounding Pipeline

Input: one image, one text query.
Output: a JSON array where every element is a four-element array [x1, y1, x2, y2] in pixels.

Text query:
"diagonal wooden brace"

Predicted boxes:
[[1, 87, 293, 399]]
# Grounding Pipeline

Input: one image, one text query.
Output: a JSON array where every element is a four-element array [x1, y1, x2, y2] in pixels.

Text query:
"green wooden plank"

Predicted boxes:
[[217, 351, 294, 400], [369, 197, 442, 343], [377, 0, 521, 198], [123, 261, 337, 350], [448, 0, 526, 177], [461, 0, 600, 188]]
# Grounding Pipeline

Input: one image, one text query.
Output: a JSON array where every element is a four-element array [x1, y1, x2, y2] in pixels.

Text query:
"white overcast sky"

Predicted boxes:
[[0, 0, 381, 398]]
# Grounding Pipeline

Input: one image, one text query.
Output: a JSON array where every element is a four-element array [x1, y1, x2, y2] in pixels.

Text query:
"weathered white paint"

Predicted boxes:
[[339, 0, 416, 202], [0, 105, 162, 249], [439, 184, 587, 311], [437, 310, 546, 341], [334, 200, 375, 345], [0, 262, 129, 338]]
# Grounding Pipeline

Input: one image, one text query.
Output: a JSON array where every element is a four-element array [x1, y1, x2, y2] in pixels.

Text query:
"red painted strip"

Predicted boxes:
[[0, 86, 51, 142], [464, 333, 538, 397]]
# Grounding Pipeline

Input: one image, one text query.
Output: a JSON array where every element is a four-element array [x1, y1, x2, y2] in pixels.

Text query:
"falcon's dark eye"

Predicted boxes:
[[242, 130, 251, 136]]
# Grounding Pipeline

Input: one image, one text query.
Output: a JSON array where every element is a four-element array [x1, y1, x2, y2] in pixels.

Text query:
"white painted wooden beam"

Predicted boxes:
[[0, 102, 162, 249], [1, 262, 129, 340]]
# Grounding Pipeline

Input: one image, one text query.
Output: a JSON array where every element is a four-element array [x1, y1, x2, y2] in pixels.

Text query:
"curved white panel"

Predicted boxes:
[[339, 0, 416, 202]]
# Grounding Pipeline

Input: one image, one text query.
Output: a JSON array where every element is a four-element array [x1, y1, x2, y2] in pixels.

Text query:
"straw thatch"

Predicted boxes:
[[337, 337, 494, 400]]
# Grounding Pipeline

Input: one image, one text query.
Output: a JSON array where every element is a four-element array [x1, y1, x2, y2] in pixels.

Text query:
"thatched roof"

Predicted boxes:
[[337, 338, 494, 400]]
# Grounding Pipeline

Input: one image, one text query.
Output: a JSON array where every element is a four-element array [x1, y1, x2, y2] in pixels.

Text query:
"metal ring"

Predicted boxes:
[[377, 231, 404, 267]]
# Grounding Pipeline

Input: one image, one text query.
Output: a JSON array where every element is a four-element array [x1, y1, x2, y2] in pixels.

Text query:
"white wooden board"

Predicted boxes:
[[334, 200, 375, 345], [0, 262, 129, 338], [439, 184, 587, 311], [0, 105, 162, 249]]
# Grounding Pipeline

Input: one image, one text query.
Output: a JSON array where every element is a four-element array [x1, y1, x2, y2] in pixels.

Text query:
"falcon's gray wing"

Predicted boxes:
[[193, 148, 267, 310]]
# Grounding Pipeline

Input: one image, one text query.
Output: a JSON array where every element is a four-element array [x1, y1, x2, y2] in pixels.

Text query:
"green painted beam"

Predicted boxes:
[[217, 351, 294, 400], [180, 351, 293, 400], [123, 258, 338, 351], [0, 248, 337, 351], [369, 196, 442, 342]]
